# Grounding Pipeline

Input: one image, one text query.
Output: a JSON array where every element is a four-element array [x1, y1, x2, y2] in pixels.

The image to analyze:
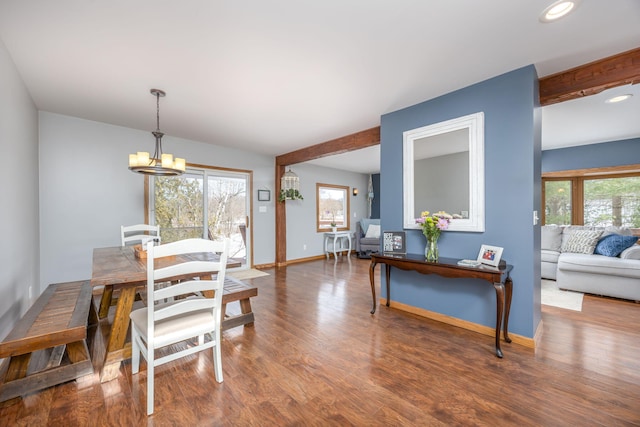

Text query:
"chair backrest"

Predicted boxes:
[[121, 224, 160, 246], [145, 238, 229, 340], [359, 218, 380, 236]]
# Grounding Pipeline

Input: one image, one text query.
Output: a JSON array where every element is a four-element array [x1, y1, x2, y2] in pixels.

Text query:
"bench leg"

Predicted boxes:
[[0, 341, 93, 404], [45, 345, 66, 370], [66, 340, 91, 365], [221, 298, 255, 330], [0, 354, 31, 406], [221, 302, 228, 318], [239, 298, 255, 327], [2, 354, 30, 384]]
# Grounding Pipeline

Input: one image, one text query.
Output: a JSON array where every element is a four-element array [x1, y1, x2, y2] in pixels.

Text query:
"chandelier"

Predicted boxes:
[[128, 89, 186, 176]]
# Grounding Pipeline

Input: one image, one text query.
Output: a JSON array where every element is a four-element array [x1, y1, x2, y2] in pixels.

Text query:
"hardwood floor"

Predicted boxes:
[[2, 257, 639, 426]]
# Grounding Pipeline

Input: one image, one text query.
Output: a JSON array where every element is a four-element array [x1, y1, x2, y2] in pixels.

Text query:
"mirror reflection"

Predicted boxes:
[[413, 128, 469, 219], [403, 112, 485, 232]]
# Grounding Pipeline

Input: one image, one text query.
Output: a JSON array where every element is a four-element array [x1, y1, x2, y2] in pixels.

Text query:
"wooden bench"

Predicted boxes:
[[0, 281, 97, 403], [221, 276, 258, 331]]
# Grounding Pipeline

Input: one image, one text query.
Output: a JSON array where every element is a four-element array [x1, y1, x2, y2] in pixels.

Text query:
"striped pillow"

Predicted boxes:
[[561, 230, 603, 254]]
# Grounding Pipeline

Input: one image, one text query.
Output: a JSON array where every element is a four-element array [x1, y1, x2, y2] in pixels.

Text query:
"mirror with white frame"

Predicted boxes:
[[403, 112, 485, 232]]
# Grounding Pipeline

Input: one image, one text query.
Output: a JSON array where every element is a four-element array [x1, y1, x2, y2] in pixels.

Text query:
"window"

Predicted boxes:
[[542, 166, 640, 230], [316, 183, 350, 232], [544, 179, 573, 225]]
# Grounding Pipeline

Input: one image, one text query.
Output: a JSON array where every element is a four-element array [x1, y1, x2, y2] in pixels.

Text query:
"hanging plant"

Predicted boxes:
[[278, 188, 304, 202]]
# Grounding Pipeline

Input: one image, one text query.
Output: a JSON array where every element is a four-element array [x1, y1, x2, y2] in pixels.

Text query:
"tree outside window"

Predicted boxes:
[[544, 180, 572, 225], [584, 176, 640, 227]]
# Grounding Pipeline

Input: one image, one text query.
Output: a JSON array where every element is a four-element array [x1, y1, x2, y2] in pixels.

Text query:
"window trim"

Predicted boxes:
[[316, 183, 351, 232]]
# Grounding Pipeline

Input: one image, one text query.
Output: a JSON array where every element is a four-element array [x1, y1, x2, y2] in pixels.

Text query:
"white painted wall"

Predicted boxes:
[[39, 112, 276, 289], [283, 163, 370, 260], [0, 39, 39, 340]]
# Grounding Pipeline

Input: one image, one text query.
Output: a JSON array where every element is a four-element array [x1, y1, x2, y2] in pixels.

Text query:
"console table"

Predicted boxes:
[[369, 253, 513, 358]]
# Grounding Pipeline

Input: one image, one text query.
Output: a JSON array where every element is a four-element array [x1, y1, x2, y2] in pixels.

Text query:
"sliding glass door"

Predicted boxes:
[[150, 167, 250, 268], [207, 172, 249, 265]]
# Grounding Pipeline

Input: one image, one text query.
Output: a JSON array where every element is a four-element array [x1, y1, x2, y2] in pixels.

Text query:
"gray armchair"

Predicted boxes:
[[355, 219, 380, 256]]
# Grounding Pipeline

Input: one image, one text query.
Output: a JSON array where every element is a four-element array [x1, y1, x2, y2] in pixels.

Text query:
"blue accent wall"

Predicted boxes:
[[542, 137, 640, 172], [380, 65, 541, 339]]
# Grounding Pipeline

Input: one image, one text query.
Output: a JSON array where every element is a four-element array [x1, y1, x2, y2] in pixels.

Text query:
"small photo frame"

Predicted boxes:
[[383, 231, 406, 254], [477, 244, 504, 267], [257, 190, 270, 201]]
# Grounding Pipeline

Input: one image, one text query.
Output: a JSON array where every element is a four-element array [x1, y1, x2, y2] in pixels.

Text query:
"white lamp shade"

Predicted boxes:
[[137, 151, 150, 166], [161, 153, 173, 168]]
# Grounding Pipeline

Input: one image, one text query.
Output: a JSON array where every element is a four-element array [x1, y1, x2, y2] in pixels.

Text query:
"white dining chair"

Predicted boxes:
[[121, 224, 161, 247], [129, 238, 229, 415], [99, 224, 162, 316]]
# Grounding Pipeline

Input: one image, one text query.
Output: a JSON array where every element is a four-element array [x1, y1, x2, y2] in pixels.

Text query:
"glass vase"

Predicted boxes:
[[425, 237, 439, 262]]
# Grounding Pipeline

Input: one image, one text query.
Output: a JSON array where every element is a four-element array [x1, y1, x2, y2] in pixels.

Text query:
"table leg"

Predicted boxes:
[[98, 285, 113, 319], [369, 260, 377, 314], [333, 235, 338, 259], [493, 282, 505, 358], [324, 236, 329, 259], [503, 277, 513, 343], [100, 286, 137, 382], [347, 234, 352, 257], [385, 265, 391, 307]]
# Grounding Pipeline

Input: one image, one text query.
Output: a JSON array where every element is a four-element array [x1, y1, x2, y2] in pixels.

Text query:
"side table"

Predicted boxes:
[[323, 232, 352, 259]]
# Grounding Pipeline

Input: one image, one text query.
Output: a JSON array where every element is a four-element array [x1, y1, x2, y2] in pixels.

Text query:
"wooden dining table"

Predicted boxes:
[[90, 246, 240, 382]]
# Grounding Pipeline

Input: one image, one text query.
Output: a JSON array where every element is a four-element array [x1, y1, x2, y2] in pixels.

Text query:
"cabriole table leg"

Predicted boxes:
[[493, 282, 505, 358], [369, 260, 377, 314]]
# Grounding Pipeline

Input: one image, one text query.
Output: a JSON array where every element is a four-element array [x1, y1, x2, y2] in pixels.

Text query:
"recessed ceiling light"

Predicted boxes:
[[539, 0, 580, 23], [605, 94, 633, 104]]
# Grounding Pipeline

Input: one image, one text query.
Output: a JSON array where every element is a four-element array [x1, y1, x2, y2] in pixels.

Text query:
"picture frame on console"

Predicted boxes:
[[383, 231, 406, 254], [477, 244, 503, 267]]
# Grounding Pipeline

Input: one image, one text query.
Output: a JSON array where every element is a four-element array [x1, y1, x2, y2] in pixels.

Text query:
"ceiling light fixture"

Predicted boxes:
[[128, 89, 186, 176], [605, 94, 633, 104], [539, 0, 580, 23]]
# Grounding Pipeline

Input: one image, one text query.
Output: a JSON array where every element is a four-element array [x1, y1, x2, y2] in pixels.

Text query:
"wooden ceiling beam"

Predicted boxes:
[[539, 47, 640, 106], [276, 126, 380, 166]]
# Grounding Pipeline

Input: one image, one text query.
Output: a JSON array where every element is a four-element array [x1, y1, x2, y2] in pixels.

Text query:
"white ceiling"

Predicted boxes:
[[0, 1, 639, 174]]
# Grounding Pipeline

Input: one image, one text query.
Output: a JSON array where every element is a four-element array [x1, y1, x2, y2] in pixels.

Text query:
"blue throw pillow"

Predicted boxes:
[[594, 234, 638, 257]]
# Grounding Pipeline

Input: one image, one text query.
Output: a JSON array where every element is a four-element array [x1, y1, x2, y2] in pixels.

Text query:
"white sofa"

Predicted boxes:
[[541, 225, 640, 301]]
